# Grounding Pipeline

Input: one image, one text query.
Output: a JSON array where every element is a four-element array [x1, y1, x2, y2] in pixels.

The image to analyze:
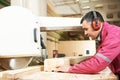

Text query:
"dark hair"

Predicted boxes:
[[80, 11, 104, 24]]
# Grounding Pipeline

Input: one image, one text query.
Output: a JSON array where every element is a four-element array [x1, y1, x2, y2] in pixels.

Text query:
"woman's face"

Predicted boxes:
[[82, 20, 99, 40]]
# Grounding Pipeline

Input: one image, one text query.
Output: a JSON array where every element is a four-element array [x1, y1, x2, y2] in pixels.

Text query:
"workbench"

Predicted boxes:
[[0, 66, 118, 80]]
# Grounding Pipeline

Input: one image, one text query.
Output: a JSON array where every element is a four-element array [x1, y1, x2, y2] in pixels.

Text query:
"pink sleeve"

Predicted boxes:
[[68, 55, 109, 74]]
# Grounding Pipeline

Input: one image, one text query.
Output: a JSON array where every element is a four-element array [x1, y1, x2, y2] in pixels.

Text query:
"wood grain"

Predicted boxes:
[[0, 65, 44, 80], [44, 56, 91, 72]]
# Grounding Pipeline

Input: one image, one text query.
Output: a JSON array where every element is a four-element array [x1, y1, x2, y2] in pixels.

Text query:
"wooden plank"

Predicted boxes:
[[0, 65, 118, 80], [44, 56, 91, 72], [0, 65, 44, 80], [20, 68, 118, 80], [44, 58, 70, 72]]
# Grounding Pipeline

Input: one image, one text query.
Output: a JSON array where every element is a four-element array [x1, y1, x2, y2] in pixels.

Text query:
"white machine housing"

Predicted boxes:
[[0, 6, 41, 57]]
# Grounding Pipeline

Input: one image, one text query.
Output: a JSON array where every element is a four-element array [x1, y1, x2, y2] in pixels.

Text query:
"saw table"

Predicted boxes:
[[0, 65, 118, 80]]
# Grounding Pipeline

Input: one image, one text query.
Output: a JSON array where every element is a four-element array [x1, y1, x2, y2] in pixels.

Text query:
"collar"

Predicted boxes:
[[96, 33, 101, 43], [96, 22, 109, 44], [96, 22, 104, 43]]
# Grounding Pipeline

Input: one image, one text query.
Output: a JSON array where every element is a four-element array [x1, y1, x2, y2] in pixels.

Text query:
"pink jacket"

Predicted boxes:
[[69, 22, 120, 74]]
